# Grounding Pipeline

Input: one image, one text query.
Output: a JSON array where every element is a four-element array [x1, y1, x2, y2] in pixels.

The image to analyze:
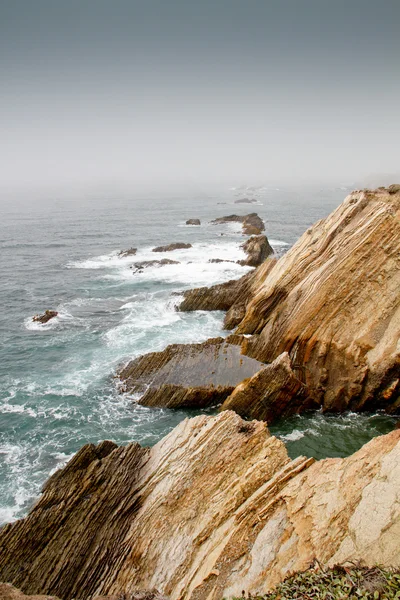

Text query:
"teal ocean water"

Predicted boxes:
[[0, 185, 396, 524]]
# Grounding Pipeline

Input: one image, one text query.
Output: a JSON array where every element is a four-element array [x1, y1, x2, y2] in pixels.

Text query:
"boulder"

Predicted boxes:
[[152, 243, 192, 252], [32, 310, 58, 324], [208, 258, 236, 264], [131, 259, 180, 270], [0, 413, 399, 600], [118, 247, 137, 258], [220, 352, 317, 422], [235, 187, 400, 414], [185, 219, 201, 225], [238, 234, 274, 267], [118, 337, 264, 408]]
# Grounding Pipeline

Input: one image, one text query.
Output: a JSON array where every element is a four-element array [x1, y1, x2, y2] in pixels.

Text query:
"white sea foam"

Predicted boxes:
[[280, 430, 305, 442]]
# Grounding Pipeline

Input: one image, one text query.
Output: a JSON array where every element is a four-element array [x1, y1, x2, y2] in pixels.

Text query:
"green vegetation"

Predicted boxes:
[[237, 565, 400, 599]]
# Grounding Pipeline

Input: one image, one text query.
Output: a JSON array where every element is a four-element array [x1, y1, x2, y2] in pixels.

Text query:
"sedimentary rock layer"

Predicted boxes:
[[118, 337, 264, 408], [178, 258, 276, 329], [0, 413, 399, 600], [233, 187, 400, 413], [220, 352, 316, 421]]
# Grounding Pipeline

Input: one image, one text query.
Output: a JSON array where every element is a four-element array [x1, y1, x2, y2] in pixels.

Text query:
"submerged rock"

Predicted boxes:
[[210, 212, 265, 235], [238, 234, 274, 267], [32, 310, 58, 324], [234, 187, 400, 414], [118, 337, 264, 408], [131, 259, 180, 271], [152, 243, 192, 252], [0, 413, 399, 600], [234, 198, 257, 204], [118, 247, 137, 258], [185, 219, 201, 225]]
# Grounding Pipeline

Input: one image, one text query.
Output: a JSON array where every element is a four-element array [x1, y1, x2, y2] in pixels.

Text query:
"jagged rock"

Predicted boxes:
[[238, 235, 274, 267], [234, 198, 257, 204], [387, 183, 400, 194], [220, 352, 317, 422], [234, 187, 400, 414], [118, 247, 137, 258], [185, 219, 201, 225], [152, 243, 192, 252], [208, 258, 236, 264], [32, 310, 58, 324], [210, 213, 265, 235], [118, 338, 264, 408], [178, 259, 276, 329], [0, 413, 399, 600]]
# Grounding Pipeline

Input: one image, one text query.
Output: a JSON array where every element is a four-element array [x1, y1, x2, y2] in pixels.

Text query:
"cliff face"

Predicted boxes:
[[235, 188, 400, 413], [0, 412, 399, 600]]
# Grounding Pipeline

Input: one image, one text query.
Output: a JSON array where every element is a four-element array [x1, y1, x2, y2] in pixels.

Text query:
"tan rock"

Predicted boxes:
[[178, 258, 276, 330], [220, 352, 317, 422], [210, 213, 265, 235], [0, 414, 399, 600], [235, 187, 400, 413], [238, 235, 274, 267]]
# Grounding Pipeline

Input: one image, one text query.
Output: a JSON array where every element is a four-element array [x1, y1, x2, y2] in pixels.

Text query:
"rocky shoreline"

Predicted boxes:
[[2, 188, 400, 599]]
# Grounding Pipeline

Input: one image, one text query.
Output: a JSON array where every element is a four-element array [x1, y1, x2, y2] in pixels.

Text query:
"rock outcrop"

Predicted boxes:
[[118, 338, 264, 408], [32, 310, 58, 324], [131, 259, 180, 272], [210, 213, 265, 235], [232, 187, 400, 414], [220, 352, 316, 421], [118, 247, 137, 258], [238, 234, 274, 267], [0, 412, 399, 600], [185, 219, 201, 225], [152, 243, 192, 252], [178, 258, 277, 329]]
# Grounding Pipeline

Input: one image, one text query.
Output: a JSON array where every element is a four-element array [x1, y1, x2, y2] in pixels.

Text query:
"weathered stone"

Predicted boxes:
[[185, 219, 201, 225], [118, 247, 137, 258], [131, 259, 180, 271], [0, 413, 399, 600], [152, 243, 192, 252], [32, 310, 58, 324], [178, 259, 277, 330], [235, 187, 400, 414], [118, 338, 264, 408], [220, 352, 317, 422], [0, 584, 60, 600], [238, 235, 274, 267]]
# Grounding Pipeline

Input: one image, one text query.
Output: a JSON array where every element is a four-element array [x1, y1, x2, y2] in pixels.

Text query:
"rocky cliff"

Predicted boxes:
[[0, 412, 399, 600], [233, 187, 400, 413]]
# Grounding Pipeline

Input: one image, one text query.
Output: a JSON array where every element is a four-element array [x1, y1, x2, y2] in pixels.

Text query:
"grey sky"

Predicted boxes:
[[1, 0, 399, 192]]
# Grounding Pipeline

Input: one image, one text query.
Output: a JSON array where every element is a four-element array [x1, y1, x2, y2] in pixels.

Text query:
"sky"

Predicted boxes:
[[1, 0, 399, 192]]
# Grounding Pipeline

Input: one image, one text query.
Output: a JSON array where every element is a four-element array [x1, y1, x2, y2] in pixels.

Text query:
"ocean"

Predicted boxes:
[[0, 184, 396, 525]]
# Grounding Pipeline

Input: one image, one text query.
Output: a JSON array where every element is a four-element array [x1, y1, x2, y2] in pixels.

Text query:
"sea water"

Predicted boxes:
[[0, 185, 396, 524]]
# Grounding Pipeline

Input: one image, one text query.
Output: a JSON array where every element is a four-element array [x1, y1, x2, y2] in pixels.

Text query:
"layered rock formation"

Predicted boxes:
[[210, 213, 265, 235], [152, 243, 192, 252], [220, 352, 317, 421], [0, 412, 399, 600], [178, 258, 276, 329], [118, 338, 264, 408], [233, 187, 400, 414], [238, 234, 274, 267]]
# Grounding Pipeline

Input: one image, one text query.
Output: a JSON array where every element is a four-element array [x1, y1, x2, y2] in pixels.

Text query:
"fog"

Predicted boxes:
[[1, 0, 399, 195]]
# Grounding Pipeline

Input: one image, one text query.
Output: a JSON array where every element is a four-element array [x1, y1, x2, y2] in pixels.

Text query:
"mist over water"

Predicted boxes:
[[0, 184, 397, 525]]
